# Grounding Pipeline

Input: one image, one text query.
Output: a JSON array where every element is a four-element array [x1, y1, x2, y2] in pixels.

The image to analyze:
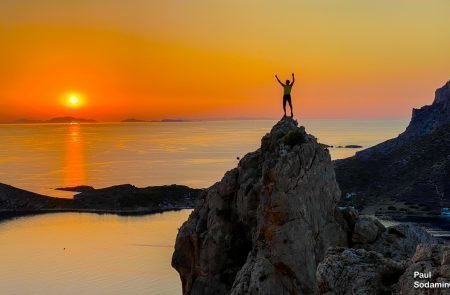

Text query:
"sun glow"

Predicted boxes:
[[69, 96, 79, 105], [63, 93, 85, 108]]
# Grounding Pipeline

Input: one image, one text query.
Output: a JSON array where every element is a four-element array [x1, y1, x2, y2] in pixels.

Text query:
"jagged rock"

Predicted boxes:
[[172, 118, 348, 294], [356, 80, 450, 159], [339, 208, 436, 260], [398, 244, 450, 294], [316, 247, 408, 295], [55, 185, 95, 192], [315, 214, 438, 294], [351, 216, 385, 244], [356, 224, 437, 260]]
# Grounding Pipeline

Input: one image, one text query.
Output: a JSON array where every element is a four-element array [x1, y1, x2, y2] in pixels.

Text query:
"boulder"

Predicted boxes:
[[316, 247, 407, 295], [356, 224, 437, 260], [351, 216, 385, 243], [398, 244, 450, 294]]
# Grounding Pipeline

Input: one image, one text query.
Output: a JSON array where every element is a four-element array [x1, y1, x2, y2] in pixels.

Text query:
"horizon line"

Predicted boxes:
[[0, 116, 411, 124]]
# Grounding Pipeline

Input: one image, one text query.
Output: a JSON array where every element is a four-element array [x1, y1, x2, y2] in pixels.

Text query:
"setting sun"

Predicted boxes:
[[69, 96, 80, 106], [63, 93, 85, 109]]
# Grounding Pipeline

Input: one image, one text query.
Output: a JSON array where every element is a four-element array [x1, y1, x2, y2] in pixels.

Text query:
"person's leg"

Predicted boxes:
[[288, 97, 293, 117], [283, 96, 287, 116]]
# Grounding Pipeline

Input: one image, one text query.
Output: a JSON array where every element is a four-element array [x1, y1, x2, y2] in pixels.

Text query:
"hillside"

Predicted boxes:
[[335, 80, 450, 216], [0, 183, 202, 218]]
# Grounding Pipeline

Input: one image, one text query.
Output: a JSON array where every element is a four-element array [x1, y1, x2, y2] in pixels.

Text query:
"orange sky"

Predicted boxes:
[[0, 0, 449, 121]]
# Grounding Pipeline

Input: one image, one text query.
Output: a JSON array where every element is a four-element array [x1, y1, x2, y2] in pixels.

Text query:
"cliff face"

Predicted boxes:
[[335, 80, 450, 214], [356, 80, 450, 159], [405, 80, 450, 139], [172, 118, 348, 294]]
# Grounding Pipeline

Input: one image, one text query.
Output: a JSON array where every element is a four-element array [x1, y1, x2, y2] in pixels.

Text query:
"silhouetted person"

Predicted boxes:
[[275, 73, 295, 117]]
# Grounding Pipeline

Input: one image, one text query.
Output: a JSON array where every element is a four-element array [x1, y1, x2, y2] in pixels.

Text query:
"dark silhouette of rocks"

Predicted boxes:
[[73, 184, 201, 211], [322, 144, 363, 149], [0, 183, 202, 219], [45, 116, 96, 123], [172, 118, 349, 294], [161, 118, 191, 122], [336, 144, 363, 149], [121, 118, 150, 122], [55, 185, 95, 193], [0, 183, 73, 211], [335, 80, 450, 216]]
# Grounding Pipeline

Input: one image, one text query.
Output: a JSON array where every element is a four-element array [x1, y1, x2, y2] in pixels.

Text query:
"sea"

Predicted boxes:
[[0, 120, 408, 198], [3, 119, 440, 295]]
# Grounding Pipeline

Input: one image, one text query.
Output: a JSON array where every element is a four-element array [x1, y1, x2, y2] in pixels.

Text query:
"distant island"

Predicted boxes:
[[1, 116, 97, 124], [322, 144, 363, 149], [121, 118, 150, 123], [121, 118, 192, 123], [1, 117, 275, 124]]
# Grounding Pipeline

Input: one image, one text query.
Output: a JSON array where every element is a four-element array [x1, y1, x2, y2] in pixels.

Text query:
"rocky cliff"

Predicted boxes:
[[356, 80, 450, 159], [172, 118, 445, 294], [335, 80, 450, 215], [172, 118, 349, 294]]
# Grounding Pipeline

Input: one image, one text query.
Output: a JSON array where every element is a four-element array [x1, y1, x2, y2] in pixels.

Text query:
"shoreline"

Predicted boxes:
[[0, 182, 201, 222], [0, 206, 194, 222]]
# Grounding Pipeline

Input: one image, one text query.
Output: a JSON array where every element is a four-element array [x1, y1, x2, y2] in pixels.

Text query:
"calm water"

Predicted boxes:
[[0, 119, 407, 198], [0, 210, 191, 295]]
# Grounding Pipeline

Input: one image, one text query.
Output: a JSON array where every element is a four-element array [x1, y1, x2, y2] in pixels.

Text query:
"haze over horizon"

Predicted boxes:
[[0, 0, 449, 121]]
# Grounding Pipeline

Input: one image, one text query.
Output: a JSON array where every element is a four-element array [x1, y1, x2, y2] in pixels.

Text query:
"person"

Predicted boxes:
[[275, 73, 295, 117]]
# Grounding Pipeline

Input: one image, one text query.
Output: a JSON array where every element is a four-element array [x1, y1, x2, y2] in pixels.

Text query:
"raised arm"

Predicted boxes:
[[291, 73, 295, 86], [275, 75, 285, 86]]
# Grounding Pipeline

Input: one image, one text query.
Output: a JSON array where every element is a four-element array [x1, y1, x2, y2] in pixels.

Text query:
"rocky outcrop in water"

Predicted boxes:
[[73, 184, 201, 210], [172, 118, 350, 294], [0, 183, 201, 218], [335, 80, 450, 215]]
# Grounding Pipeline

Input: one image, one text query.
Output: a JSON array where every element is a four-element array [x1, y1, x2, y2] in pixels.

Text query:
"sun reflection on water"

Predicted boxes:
[[64, 123, 86, 188]]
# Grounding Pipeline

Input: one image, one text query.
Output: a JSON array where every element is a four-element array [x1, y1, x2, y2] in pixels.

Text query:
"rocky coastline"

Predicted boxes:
[[0, 183, 202, 220]]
